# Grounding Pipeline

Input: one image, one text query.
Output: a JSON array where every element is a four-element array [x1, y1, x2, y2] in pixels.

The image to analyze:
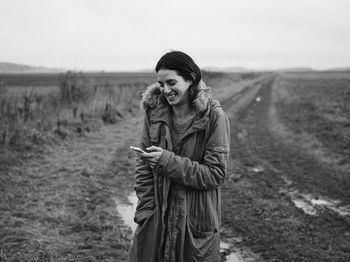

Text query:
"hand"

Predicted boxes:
[[136, 146, 163, 169]]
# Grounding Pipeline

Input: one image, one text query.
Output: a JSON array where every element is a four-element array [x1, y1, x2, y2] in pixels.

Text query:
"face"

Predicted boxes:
[[157, 69, 192, 107]]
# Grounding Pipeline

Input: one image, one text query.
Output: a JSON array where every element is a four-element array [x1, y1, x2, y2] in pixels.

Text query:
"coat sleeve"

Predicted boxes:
[[158, 107, 230, 190], [133, 112, 155, 224]]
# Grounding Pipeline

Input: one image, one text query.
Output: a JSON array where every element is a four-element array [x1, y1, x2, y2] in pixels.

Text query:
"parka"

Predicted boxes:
[[128, 80, 230, 262]]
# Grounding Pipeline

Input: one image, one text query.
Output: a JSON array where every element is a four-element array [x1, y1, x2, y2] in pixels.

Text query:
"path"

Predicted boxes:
[[5, 72, 348, 261], [113, 74, 274, 262], [2, 114, 143, 261], [221, 74, 350, 261]]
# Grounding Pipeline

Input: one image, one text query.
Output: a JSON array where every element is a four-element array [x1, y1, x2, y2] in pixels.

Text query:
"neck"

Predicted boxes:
[[171, 103, 194, 120]]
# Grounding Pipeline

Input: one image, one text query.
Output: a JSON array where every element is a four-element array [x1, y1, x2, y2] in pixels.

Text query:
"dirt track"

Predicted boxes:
[[2, 74, 350, 261], [220, 74, 350, 261], [0, 115, 143, 261]]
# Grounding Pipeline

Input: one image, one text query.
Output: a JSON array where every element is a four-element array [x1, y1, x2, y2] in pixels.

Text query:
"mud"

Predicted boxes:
[[220, 73, 350, 261], [115, 192, 138, 233], [115, 191, 259, 262], [3, 72, 350, 261], [113, 76, 275, 261]]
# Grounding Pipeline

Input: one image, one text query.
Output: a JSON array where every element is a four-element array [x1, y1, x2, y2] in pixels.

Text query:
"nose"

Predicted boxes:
[[163, 85, 171, 94]]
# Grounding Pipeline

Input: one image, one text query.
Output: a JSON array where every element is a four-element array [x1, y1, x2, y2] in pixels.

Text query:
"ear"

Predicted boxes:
[[186, 79, 193, 86]]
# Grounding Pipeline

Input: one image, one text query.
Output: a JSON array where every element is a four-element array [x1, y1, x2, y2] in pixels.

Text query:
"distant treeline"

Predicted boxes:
[[0, 70, 264, 87], [0, 71, 156, 87]]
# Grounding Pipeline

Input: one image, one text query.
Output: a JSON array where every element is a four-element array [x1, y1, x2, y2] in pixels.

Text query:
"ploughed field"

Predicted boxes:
[[0, 71, 349, 261]]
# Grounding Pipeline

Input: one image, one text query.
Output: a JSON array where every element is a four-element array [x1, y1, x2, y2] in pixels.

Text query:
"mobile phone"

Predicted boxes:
[[130, 146, 146, 154]]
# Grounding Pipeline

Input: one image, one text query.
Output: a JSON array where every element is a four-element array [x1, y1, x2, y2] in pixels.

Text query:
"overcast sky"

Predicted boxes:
[[1, 0, 349, 71]]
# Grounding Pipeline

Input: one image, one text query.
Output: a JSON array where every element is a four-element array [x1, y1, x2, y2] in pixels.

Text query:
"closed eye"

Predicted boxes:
[[167, 80, 177, 86]]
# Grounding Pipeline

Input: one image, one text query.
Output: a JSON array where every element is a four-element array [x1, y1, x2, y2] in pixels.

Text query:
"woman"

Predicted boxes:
[[129, 51, 230, 262]]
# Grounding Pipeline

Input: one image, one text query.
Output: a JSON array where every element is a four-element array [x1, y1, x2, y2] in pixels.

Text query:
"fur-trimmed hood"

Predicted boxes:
[[140, 80, 213, 113]]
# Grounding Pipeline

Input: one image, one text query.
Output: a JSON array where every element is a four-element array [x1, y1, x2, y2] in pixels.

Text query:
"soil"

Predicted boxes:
[[1, 72, 350, 261], [0, 115, 142, 261], [220, 74, 350, 262]]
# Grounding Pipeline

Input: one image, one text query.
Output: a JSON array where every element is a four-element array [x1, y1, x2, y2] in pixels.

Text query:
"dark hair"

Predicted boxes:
[[155, 51, 202, 105]]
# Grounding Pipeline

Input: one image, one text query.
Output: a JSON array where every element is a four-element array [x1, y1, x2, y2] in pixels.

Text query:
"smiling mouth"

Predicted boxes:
[[164, 91, 178, 100]]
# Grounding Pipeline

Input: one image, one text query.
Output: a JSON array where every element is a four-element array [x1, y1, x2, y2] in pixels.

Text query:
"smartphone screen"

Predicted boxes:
[[130, 146, 145, 153]]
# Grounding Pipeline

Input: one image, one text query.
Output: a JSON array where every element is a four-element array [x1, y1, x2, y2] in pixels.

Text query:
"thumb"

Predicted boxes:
[[146, 146, 163, 152]]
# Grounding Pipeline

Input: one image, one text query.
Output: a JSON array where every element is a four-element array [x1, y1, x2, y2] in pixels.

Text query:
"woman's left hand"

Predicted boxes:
[[137, 146, 163, 169]]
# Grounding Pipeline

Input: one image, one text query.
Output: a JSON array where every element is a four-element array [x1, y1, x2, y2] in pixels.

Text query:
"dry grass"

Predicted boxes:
[[269, 73, 350, 171], [0, 72, 151, 151], [0, 115, 142, 261], [0, 71, 154, 261], [0, 71, 262, 261]]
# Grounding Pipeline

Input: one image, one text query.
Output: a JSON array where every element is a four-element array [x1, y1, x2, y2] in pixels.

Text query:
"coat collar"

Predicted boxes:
[[140, 80, 214, 130], [140, 80, 212, 113]]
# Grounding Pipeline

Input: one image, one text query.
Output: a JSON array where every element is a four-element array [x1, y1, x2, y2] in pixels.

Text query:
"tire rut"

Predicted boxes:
[[222, 74, 350, 261]]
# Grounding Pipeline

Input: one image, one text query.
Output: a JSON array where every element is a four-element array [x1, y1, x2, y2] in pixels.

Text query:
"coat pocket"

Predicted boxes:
[[135, 209, 155, 235], [185, 219, 220, 262], [129, 209, 160, 262]]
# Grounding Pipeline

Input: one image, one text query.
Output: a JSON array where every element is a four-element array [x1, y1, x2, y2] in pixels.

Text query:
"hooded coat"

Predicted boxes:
[[128, 81, 230, 262]]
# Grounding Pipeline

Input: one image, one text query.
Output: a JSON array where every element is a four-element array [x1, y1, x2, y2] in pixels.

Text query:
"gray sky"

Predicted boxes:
[[1, 0, 349, 71]]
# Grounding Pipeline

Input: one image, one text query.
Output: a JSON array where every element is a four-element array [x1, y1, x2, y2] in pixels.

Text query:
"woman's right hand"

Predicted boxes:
[[136, 146, 163, 169]]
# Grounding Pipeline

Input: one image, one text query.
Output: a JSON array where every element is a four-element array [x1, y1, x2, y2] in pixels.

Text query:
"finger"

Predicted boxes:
[[146, 146, 163, 152], [141, 153, 161, 159], [140, 156, 157, 162], [140, 154, 155, 159], [138, 151, 157, 156], [142, 157, 159, 164]]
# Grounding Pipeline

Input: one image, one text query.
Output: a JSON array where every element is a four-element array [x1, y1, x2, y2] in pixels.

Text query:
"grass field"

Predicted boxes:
[[0, 71, 260, 261], [271, 72, 350, 201], [220, 71, 350, 261], [276, 73, 350, 169], [1, 70, 349, 261], [0, 72, 155, 151]]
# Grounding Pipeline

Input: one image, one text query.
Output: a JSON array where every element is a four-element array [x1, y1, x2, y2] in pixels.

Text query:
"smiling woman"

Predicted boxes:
[[157, 69, 192, 107], [128, 51, 231, 262]]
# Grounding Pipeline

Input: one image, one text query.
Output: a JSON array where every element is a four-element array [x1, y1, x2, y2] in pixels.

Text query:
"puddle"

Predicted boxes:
[[280, 177, 350, 217], [115, 192, 258, 261], [250, 165, 264, 173], [226, 252, 247, 262], [220, 238, 259, 262], [221, 241, 244, 262], [114, 192, 138, 233], [287, 191, 317, 216], [297, 193, 350, 216]]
